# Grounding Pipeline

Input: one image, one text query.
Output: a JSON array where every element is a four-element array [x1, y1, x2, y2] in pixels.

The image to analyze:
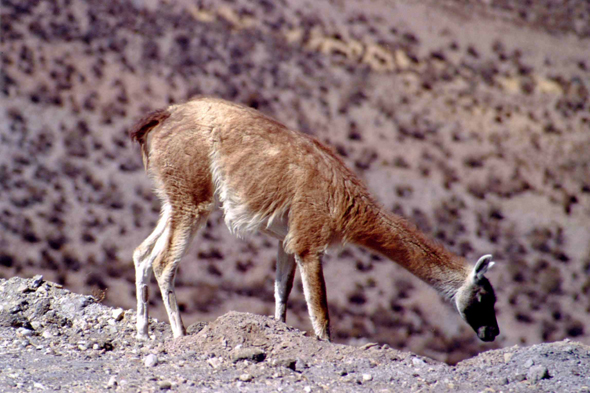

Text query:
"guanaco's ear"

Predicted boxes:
[[472, 254, 495, 282]]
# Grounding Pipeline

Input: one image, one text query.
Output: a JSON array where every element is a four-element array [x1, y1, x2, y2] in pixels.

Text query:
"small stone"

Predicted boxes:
[[158, 381, 172, 390], [295, 358, 307, 371], [187, 321, 208, 335], [30, 321, 42, 330], [514, 373, 526, 382], [360, 342, 379, 350], [272, 358, 297, 370], [412, 358, 426, 366], [239, 374, 253, 382], [16, 327, 34, 337], [232, 347, 266, 363], [503, 353, 514, 363], [59, 297, 91, 320], [144, 354, 158, 367], [107, 376, 117, 388], [523, 359, 534, 368], [207, 357, 223, 369], [304, 386, 312, 393], [31, 275, 44, 289], [112, 309, 125, 321], [362, 373, 373, 382], [527, 365, 549, 383]]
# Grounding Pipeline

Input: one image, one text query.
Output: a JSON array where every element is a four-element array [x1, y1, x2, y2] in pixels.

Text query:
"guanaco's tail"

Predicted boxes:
[[129, 108, 171, 169]]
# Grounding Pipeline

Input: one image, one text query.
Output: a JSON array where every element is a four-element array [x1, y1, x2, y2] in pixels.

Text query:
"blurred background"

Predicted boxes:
[[1, 0, 589, 364]]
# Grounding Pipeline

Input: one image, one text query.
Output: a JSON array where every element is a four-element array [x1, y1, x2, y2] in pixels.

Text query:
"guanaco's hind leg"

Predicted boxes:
[[133, 203, 172, 340], [275, 241, 296, 322], [152, 207, 211, 338], [133, 199, 211, 339], [297, 253, 331, 341]]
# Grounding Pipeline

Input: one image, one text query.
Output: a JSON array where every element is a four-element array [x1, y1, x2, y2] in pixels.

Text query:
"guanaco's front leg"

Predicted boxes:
[[297, 253, 331, 341], [275, 241, 296, 322]]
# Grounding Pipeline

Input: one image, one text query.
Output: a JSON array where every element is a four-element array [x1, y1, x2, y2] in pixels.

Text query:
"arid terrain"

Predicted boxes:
[[1, 276, 590, 392], [1, 0, 589, 367]]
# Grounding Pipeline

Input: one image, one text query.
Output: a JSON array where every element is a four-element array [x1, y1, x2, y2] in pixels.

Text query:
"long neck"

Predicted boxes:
[[347, 203, 469, 300]]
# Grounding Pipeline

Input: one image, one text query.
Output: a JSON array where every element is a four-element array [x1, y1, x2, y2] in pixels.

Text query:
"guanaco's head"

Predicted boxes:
[[455, 255, 499, 342]]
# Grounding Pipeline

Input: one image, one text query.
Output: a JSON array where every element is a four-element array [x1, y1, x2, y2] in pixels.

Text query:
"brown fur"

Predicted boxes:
[[130, 96, 498, 342], [129, 108, 171, 167]]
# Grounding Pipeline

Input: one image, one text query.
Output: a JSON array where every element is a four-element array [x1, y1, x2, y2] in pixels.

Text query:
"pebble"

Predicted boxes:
[[145, 354, 159, 367], [360, 342, 379, 350], [239, 374, 253, 382], [272, 358, 297, 370], [16, 327, 34, 337], [362, 373, 373, 382], [30, 275, 44, 289], [107, 376, 117, 388], [112, 309, 125, 321], [158, 381, 172, 390], [207, 357, 223, 369], [527, 365, 550, 383], [412, 358, 426, 366], [232, 347, 266, 363], [514, 373, 527, 382], [295, 359, 308, 371], [523, 358, 534, 368]]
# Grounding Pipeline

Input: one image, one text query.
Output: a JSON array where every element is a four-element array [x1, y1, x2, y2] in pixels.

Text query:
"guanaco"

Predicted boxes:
[[130, 96, 499, 342]]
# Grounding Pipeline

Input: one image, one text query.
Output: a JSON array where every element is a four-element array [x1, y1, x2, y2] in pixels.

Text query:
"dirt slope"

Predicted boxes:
[[1, 276, 590, 392]]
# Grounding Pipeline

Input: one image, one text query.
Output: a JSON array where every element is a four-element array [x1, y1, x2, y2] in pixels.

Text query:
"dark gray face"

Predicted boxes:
[[460, 277, 499, 342]]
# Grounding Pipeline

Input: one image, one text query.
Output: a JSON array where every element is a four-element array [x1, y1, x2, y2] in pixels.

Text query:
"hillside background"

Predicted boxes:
[[1, 0, 589, 363]]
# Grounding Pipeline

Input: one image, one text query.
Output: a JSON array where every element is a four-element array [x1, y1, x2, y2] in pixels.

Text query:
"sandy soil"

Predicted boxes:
[[0, 0, 589, 364], [2, 276, 590, 392]]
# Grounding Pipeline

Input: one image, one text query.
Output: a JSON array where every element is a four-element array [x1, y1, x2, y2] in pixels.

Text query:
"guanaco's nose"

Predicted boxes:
[[478, 325, 500, 342]]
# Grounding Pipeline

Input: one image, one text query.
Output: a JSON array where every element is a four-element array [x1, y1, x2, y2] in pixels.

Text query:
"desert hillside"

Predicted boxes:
[[1, 0, 589, 363]]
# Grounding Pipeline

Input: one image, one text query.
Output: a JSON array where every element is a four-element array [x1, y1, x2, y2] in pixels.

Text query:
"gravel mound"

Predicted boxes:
[[1, 276, 589, 392]]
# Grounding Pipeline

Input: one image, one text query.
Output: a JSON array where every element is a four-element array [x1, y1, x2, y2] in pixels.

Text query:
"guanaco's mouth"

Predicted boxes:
[[477, 325, 499, 342]]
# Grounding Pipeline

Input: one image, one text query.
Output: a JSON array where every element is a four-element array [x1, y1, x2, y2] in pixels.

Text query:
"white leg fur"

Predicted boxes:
[[133, 204, 171, 340], [153, 212, 207, 338], [275, 241, 296, 322], [156, 264, 185, 338], [296, 254, 330, 340]]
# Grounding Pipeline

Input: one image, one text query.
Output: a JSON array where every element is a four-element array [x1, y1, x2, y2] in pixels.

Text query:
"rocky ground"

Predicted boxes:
[[1, 0, 589, 365], [1, 276, 590, 392]]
